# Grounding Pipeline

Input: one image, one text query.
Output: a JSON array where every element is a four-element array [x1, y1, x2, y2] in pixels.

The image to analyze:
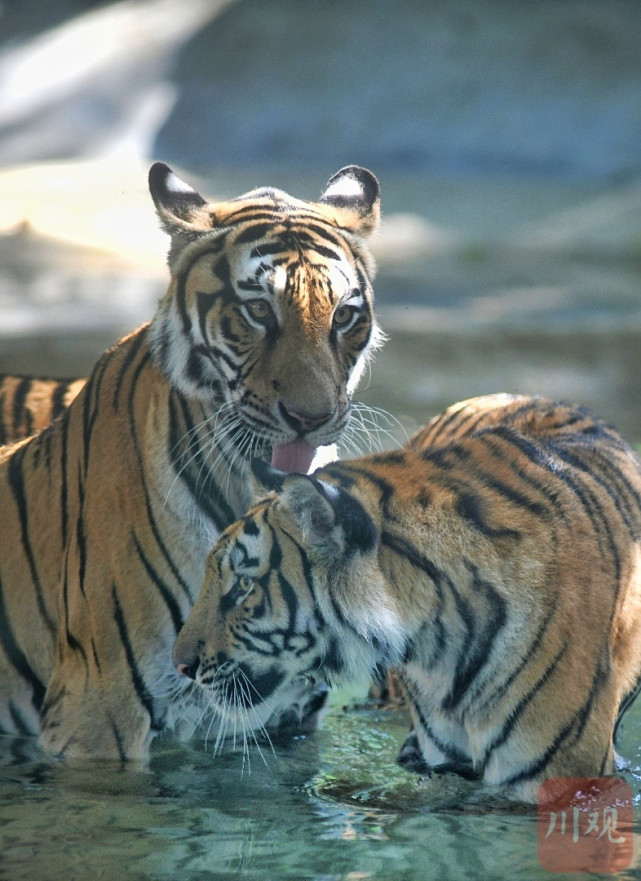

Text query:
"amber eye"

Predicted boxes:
[[333, 305, 355, 328], [245, 299, 273, 323], [239, 574, 254, 594]]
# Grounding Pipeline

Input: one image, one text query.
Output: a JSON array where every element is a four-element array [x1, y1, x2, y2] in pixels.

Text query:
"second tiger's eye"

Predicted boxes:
[[239, 574, 254, 593]]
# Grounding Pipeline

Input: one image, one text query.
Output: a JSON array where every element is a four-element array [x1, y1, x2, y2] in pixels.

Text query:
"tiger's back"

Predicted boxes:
[[0, 374, 86, 443], [402, 395, 641, 789], [174, 393, 641, 802]]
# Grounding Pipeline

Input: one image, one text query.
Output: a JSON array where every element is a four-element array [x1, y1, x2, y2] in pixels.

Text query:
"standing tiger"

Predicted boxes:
[[0, 162, 382, 759], [173, 394, 641, 803]]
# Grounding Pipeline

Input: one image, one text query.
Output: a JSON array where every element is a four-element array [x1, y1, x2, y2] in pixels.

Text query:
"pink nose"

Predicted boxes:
[[176, 661, 198, 680]]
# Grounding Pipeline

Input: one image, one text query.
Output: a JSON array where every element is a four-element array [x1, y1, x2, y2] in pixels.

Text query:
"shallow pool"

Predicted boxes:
[[2, 685, 641, 881]]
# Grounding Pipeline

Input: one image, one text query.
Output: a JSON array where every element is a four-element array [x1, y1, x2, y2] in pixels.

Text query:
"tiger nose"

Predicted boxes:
[[278, 401, 333, 434], [173, 635, 200, 679], [176, 659, 199, 680]]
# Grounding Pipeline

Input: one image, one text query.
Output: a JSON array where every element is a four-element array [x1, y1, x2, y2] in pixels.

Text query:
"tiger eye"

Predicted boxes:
[[333, 305, 354, 327], [239, 574, 254, 593], [245, 299, 272, 322]]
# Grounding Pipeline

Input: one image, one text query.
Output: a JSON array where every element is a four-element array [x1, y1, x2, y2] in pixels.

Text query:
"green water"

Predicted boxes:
[[2, 687, 641, 881]]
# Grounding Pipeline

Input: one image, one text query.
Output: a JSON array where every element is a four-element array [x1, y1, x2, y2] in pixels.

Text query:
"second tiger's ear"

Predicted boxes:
[[280, 473, 378, 563], [317, 166, 380, 237]]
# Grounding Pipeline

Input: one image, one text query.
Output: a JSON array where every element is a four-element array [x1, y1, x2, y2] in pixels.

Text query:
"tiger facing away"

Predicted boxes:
[[0, 162, 383, 759], [173, 394, 641, 803]]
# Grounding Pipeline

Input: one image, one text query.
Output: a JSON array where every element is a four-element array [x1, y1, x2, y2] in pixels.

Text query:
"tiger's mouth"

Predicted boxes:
[[270, 438, 317, 474]]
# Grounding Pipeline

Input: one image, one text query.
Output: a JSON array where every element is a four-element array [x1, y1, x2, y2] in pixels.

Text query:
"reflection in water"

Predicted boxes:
[[2, 693, 641, 880]]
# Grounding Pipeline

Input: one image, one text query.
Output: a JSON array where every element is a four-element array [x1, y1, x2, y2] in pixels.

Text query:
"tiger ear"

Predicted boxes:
[[262, 469, 377, 563], [148, 163, 212, 265], [318, 166, 380, 237], [250, 459, 377, 559]]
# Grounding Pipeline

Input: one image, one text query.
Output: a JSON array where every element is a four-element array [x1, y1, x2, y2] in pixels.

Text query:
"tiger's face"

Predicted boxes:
[[172, 462, 399, 730], [149, 164, 382, 472], [172, 500, 329, 729]]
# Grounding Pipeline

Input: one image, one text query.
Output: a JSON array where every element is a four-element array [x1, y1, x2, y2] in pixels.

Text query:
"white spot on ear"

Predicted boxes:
[[322, 175, 363, 201], [166, 171, 195, 195]]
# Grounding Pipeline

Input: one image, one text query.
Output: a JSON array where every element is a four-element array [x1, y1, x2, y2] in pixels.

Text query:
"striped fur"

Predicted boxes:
[[174, 394, 641, 802], [0, 162, 382, 759], [0, 375, 86, 443]]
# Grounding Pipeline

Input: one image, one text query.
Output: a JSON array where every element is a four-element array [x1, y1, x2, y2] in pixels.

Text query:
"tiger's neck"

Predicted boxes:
[[118, 326, 257, 532]]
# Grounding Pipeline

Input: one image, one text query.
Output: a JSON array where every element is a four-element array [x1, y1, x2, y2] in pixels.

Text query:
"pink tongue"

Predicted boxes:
[[271, 438, 317, 474]]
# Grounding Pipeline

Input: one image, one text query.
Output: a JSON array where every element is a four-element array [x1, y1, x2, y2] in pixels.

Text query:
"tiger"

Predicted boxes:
[[0, 375, 86, 443], [0, 161, 383, 760], [172, 393, 641, 803]]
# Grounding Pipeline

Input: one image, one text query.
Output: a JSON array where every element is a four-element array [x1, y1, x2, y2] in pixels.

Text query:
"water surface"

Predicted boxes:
[[2, 687, 641, 880]]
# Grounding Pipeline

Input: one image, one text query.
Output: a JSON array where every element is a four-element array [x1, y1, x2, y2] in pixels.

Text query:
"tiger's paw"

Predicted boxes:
[[267, 681, 329, 740], [396, 730, 480, 780], [396, 730, 430, 774]]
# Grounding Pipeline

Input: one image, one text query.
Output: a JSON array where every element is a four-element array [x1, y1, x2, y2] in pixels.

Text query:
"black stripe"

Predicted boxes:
[[59, 408, 70, 548], [381, 529, 446, 605], [52, 379, 71, 419], [132, 532, 184, 635], [81, 350, 111, 472], [502, 715, 580, 788], [6, 446, 56, 635], [0, 572, 46, 712], [124, 392, 196, 607], [481, 641, 569, 765], [453, 487, 522, 539], [112, 327, 149, 411], [555, 441, 641, 540], [475, 607, 556, 713], [60, 560, 88, 665], [441, 564, 507, 712], [111, 583, 159, 731], [401, 673, 471, 766], [415, 403, 488, 449], [12, 377, 32, 435], [319, 461, 397, 516], [236, 221, 280, 245], [167, 394, 237, 529], [107, 712, 127, 762], [235, 662, 285, 705]]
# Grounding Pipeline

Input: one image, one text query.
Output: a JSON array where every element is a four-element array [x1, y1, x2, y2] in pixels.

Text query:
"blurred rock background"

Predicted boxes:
[[0, 0, 640, 438]]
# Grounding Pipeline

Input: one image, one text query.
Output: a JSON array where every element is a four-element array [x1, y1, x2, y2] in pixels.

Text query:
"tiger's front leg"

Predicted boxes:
[[39, 655, 155, 761]]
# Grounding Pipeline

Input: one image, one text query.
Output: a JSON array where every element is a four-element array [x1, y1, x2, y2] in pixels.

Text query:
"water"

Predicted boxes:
[[2, 685, 641, 880]]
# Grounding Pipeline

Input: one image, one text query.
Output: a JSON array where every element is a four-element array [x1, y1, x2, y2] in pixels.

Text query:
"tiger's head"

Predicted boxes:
[[148, 163, 382, 473], [172, 460, 404, 730]]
